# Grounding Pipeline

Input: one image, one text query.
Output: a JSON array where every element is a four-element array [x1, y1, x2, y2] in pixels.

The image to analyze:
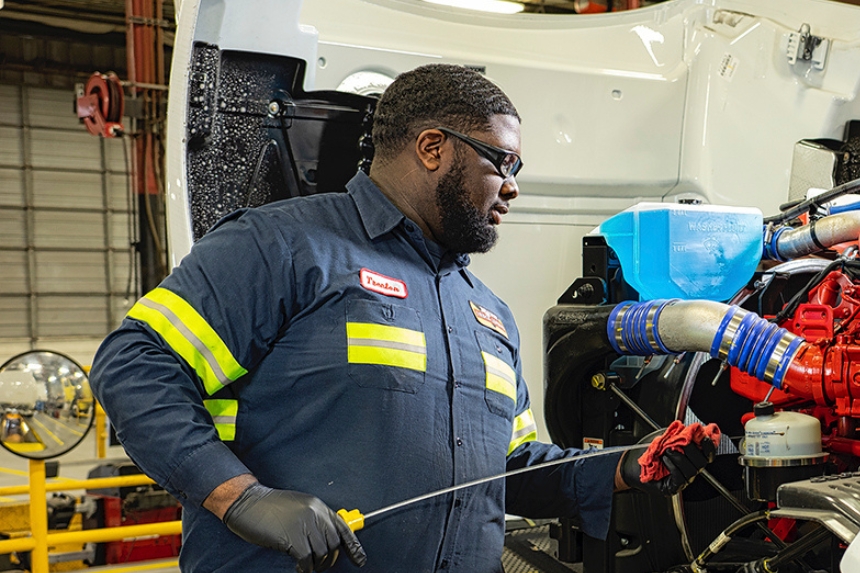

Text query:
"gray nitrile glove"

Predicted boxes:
[[620, 434, 716, 497], [222, 483, 367, 572]]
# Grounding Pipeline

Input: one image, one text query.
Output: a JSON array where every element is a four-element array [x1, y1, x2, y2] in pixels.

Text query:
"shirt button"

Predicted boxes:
[[454, 380, 461, 388], [440, 560, 449, 569], [456, 437, 463, 446], [454, 499, 462, 507], [447, 326, 454, 333]]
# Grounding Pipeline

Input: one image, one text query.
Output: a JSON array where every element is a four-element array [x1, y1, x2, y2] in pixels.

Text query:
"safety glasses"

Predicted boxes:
[[435, 127, 523, 179]]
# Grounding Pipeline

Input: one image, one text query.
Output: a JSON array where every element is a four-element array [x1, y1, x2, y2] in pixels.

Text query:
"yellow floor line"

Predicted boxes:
[[0, 467, 28, 478], [88, 559, 179, 572], [30, 416, 64, 446]]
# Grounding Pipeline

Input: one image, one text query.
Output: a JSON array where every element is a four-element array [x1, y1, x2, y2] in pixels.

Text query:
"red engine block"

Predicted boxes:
[[730, 270, 860, 459]]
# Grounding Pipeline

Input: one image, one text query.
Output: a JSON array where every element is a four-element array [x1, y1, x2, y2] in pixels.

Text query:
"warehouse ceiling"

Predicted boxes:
[[1, 0, 175, 38]]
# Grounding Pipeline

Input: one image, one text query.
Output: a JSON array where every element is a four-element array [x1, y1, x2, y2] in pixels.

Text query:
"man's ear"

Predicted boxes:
[[415, 129, 446, 172]]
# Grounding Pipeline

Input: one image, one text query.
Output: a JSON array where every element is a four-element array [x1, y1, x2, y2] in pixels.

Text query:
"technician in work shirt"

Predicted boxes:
[[90, 171, 619, 572]]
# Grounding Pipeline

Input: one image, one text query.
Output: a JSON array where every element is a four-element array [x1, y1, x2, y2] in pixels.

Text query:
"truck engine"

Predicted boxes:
[[544, 175, 860, 572]]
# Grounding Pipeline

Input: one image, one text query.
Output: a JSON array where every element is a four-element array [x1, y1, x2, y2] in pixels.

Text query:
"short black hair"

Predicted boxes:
[[371, 63, 520, 163]]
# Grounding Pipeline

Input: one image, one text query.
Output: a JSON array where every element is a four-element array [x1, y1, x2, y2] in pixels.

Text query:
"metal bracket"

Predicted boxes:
[[787, 23, 830, 70]]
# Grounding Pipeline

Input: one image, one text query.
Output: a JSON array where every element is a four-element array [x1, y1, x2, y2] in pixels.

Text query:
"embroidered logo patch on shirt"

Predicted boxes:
[[470, 301, 508, 338], [360, 268, 408, 299]]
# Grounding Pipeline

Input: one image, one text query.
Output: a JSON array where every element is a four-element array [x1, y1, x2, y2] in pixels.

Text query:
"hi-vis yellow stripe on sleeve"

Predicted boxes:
[[508, 409, 538, 455], [204, 399, 238, 441], [482, 352, 516, 403], [346, 322, 427, 371], [127, 288, 247, 395]]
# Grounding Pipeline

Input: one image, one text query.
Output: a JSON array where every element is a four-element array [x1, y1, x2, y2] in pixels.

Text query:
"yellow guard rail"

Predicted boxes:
[[0, 459, 181, 573]]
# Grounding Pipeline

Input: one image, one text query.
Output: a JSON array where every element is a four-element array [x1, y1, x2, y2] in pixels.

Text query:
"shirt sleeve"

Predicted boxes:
[[504, 352, 620, 540], [90, 208, 293, 507]]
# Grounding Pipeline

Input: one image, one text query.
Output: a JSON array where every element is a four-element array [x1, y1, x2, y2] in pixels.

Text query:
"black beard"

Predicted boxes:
[[434, 159, 498, 254]]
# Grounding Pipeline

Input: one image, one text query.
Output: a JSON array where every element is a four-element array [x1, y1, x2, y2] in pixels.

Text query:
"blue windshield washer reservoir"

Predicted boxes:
[[598, 202, 763, 301]]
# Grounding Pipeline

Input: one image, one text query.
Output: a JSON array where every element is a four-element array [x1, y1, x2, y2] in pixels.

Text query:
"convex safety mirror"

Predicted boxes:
[[0, 351, 94, 459]]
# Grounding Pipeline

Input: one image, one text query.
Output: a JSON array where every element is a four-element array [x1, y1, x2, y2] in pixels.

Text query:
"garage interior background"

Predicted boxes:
[[0, 0, 669, 370], [0, 0, 858, 372]]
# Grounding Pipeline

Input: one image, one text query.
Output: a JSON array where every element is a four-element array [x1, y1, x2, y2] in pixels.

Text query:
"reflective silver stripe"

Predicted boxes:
[[512, 422, 536, 443], [347, 337, 426, 355], [486, 363, 515, 386], [211, 415, 236, 425], [509, 409, 538, 455], [137, 297, 233, 387]]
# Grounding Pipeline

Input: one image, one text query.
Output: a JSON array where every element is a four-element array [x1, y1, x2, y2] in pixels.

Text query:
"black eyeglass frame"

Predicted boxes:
[[434, 126, 523, 179]]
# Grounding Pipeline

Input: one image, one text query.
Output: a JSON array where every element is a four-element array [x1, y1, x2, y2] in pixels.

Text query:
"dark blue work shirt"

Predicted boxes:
[[90, 172, 619, 572]]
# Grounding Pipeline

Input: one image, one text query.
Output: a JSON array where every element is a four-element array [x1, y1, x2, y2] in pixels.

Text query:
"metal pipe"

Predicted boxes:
[[47, 520, 181, 545], [0, 473, 156, 497], [770, 211, 860, 261], [29, 460, 48, 573], [0, 521, 182, 555], [607, 300, 806, 388], [96, 401, 108, 458]]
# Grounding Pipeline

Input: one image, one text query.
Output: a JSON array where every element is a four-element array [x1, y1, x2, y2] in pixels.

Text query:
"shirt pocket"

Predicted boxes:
[[346, 298, 427, 393], [475, 330, 517, 420]]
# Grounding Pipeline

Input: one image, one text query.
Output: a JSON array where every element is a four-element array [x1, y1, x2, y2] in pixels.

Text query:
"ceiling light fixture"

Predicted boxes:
[[422, 0, 525, 15]]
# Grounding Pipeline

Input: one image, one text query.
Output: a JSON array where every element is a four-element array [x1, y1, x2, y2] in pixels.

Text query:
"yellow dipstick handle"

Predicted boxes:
[[337, 508, 365, 532]]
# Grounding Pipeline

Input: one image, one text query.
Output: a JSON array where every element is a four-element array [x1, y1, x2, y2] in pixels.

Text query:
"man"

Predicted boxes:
[[90, 63, 714, 572]]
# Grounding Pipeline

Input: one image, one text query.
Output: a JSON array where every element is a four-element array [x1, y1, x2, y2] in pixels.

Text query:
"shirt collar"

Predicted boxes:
[[347, 171, 406, 240], [346, 171, 472, 274]]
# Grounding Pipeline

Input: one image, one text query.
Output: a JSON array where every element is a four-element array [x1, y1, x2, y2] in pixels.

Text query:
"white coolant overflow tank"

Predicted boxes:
[[739, 401, 828, 502], [743, 401, 822, 459]]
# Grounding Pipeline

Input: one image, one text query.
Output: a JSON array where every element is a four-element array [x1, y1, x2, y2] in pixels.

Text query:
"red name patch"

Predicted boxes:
[[360, 268, 408, 299]]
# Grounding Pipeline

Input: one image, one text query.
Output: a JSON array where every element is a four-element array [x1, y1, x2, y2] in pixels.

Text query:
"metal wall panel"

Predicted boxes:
[[104, 138, 130, 174], [33, 211, 106, 250], [0, 127, 22, 165], [37, 296, 108, 337], [0, 298, 28, 339], [29, 129, 102, 171], [107, 173, 131, 210], [27, 87, 84, 130], [35, 251, 107, 293], [0, 251, 27, 294], [32, 170, 104, 210], [0, 85, 22, 125], [0, 169, 24, 206], [109, 212, 133, 251], [0, 84, 137, 348], [0, 208, 26, 248]]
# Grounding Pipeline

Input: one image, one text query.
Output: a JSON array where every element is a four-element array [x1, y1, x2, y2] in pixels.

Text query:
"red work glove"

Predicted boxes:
[[620, 421, 720, 496]]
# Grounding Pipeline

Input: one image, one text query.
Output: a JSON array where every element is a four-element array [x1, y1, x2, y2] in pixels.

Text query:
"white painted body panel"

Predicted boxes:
[[166, 0, 860, 443]]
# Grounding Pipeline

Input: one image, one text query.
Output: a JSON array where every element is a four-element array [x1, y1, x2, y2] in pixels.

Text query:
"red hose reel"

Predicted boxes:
[[76, 72, 125, 138]]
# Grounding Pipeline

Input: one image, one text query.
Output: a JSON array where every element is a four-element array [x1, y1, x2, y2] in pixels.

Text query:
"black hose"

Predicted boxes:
[[765, 525, 830, 569], [764, 177, 860, 225], [693, 510, 771, 568]]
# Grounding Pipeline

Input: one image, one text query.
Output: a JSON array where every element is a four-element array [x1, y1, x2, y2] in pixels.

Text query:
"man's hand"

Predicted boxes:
[[619, 423, 718, 496], [222, 483, 367, 573]]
